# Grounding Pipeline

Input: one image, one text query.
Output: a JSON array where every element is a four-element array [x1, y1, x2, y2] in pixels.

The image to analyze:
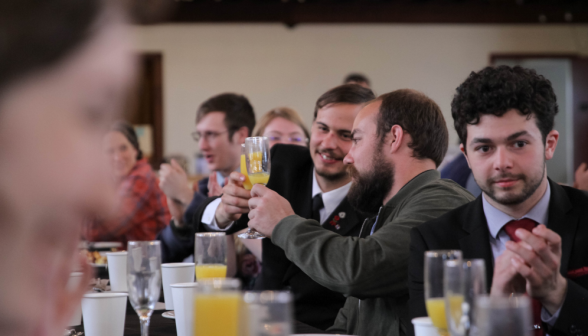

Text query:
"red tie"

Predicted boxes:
[[503, 218, 545, 336]]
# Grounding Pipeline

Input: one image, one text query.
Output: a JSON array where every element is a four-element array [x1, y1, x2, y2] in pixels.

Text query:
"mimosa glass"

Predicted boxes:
[[424, 250, 462, 336], [238, 136, 271, 239]]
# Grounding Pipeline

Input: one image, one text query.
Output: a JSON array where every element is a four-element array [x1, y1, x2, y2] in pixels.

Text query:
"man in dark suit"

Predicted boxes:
[[171, 84, 375, 330], [409, 65, 588, 336], [157, 93, 255, 262]]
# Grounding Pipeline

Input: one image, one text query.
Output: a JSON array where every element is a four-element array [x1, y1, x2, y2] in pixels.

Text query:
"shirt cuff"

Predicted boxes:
[[541, 300, 564, 327], [201, 198, 234, 231]]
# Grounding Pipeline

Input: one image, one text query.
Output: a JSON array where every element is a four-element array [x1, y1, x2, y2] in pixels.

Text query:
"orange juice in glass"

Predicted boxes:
[[194, 278, 242, 336], [194, 233, 227, 281], [240, 145, 253, 190]]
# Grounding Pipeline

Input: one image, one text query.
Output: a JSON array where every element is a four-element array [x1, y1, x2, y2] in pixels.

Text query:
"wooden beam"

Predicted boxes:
[[165, 2, 588, 25]]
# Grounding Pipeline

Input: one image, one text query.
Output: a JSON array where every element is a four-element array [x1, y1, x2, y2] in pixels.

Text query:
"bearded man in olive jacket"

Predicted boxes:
[[246, 89, 475, 336]]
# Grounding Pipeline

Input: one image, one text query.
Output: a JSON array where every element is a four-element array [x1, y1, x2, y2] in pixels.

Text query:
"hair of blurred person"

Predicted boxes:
[[253, 107, 310, 148], [451, 65, 558, 149], [314, 84, 375, 120], [84, 121, 170, 246], [343, 73, 371, 89], [346, 89, 447, 213], [0, 1, 136, 336]]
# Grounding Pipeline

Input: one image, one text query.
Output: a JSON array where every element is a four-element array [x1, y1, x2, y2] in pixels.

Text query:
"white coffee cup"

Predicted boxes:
[[412, 317, 441, 336], [161, 263, 195, 310], [106, 251, 128, 292], [66, 272, 84, 326], [81, 292, 128, 336], [171, 282, 198, 336]]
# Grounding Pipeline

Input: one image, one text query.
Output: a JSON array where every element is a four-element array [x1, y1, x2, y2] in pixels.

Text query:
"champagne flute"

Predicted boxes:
[[238, 136, 271, 239], [444, 259, 487, 336], [127, 241, 162, 336], [424, 250, 462, 336]]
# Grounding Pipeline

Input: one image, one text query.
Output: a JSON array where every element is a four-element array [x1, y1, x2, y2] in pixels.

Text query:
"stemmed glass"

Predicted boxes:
[[424, 250, 463, 336], [127, 241, 162, 336], [444, 259, 487, 336], [238, 136, 271, 239]]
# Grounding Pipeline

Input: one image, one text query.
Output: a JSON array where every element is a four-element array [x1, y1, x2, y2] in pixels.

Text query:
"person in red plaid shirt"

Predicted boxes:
[[84, 122, 171, 246]]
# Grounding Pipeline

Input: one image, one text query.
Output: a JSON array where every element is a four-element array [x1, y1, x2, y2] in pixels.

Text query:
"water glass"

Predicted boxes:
[[424, 250, 463, 336], [127, 241, 162, 336], [444, 259, 487, 336], [474, 294, 533, 336], [243, 291, 293, 336], [195, 232, 227, 281]]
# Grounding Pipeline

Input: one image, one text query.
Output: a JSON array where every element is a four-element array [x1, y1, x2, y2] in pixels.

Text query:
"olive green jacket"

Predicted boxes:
[[271, 170, 475, 336]]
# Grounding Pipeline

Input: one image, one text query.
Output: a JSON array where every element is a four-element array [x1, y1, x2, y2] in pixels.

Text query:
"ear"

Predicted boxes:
[[233, 126, 249, 144], [460, 143, 472, 169], [544, 130, 559, 161], [388, 125, 404, 154]]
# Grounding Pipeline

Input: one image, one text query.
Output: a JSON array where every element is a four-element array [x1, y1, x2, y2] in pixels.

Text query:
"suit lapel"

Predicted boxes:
[[458, 196, 495, 292], [546, 179, 577, 274], [322, 197, 363, 235]]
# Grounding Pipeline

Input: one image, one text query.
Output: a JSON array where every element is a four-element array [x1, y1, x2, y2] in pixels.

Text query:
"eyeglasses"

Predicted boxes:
[[192, 130, 229, 143], [267, 136, 308, 144]]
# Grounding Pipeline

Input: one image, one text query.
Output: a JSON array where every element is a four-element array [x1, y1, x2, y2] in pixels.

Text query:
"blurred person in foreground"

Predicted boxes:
[[189, 84, 374, 330], [244, 89, 474, 336], [0, 0, 135, 335], [409, 66, 588, 336], [344, 73, 371, 89], [83, 122, 170, 246], [157, 93, 255, 262]]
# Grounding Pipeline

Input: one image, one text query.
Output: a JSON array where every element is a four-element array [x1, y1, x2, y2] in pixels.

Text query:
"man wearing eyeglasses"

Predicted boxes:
[[157, 93, 255, 263]]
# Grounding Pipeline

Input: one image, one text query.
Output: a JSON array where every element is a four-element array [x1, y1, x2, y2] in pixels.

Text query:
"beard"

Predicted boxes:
[[478, 164, 545, 205], [347, 153, 394, 214]]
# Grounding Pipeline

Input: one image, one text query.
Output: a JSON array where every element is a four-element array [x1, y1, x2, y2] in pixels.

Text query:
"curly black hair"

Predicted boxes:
[[451, 65, 558, 147]]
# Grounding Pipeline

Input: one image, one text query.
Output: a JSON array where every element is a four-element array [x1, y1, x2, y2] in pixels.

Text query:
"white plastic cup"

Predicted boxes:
[[161, 263, 195, 310], [81, 292, 128, 336], [106, 251, 128, 292], [412, 317, 441, 336], [171, 282, 198, 336], [66, 272, 84, 326]]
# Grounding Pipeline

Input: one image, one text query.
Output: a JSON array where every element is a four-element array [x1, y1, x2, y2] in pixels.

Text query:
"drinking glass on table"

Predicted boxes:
[[243, 291, 293, 336], [127, 241, 162, 336], [194, 278, 242, 336], [424, 250, 463, 336], [238, 136, 271, 239], [444, 259, 487, 336], [474, 295, 533, 336], [195, 232, 227, 280]]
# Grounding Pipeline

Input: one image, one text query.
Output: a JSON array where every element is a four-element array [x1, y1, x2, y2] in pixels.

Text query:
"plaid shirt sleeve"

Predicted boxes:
[[83, 160, 171, 244]]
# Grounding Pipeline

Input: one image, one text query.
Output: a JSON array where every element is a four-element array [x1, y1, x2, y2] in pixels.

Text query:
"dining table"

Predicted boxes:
[[71, 299, 330, 336]]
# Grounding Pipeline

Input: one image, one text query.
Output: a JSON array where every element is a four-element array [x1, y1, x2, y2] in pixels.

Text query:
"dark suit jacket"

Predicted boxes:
[[172, 144, 367, 330], [157, 177, 208, 263], [408, 179, 588, 336]]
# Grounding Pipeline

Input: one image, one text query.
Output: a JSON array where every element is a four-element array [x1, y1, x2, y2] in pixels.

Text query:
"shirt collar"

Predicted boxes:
[[312, 169, 352, 218], [483, 182, 551, 239], [216, 166, 241, 187]]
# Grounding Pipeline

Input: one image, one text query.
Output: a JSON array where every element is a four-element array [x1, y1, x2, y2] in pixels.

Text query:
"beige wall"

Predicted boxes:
[[132, 23, 588, 173]]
